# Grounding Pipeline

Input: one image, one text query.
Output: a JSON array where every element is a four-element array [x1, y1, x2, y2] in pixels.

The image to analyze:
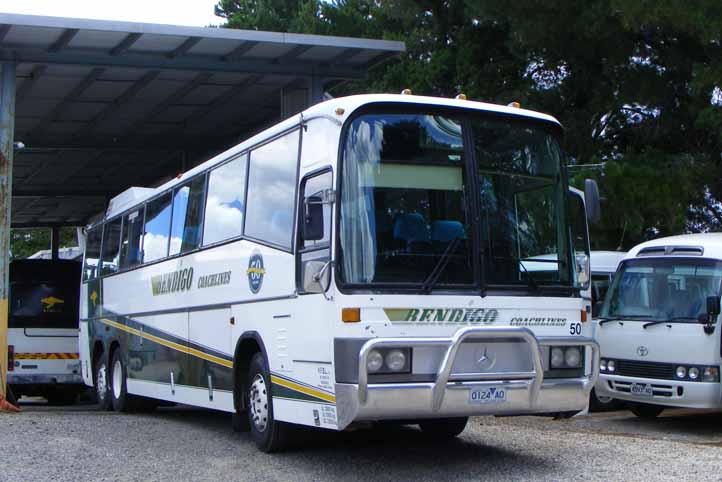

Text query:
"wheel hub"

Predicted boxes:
[[112, 359, 123, 399], [96, 363, 107, 400], [249, 373, 269, 432]]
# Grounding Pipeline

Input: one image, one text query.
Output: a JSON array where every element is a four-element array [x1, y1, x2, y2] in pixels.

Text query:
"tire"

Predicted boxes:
[[246, 352, 290, 452], [110, 350, 153, 412], [418, 417, 469, 438], [629, 403, 665, 419], [589, 388, 622, 412], [95, 356, 113, 411]]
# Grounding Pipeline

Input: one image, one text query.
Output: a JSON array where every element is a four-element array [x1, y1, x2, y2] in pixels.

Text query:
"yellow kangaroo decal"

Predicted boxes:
[[41, 296, 65, 311]]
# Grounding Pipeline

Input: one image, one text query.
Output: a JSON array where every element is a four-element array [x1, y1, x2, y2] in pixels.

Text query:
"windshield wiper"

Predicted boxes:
[[517, 258, 539, 292], [420, 237, 461, 294], [643, 316, 697, 329], [598, 315, 651, 326]]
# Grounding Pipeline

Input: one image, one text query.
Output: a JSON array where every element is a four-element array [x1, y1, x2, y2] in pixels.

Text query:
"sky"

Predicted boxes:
[[0, 0, 226, 27]]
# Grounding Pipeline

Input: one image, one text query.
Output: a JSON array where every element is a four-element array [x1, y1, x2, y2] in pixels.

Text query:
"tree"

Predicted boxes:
[[216, 0, 722, 249]]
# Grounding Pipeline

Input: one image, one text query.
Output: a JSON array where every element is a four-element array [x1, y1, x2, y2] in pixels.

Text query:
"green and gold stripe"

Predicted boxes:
[[271, 373, 336, 404]]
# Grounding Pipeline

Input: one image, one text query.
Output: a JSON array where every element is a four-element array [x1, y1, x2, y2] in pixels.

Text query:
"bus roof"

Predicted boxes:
[[626, 233, 722, 261], [101, 94, 562, 222]]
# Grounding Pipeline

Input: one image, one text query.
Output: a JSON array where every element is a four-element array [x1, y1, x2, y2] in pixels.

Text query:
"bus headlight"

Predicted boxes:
[[564, 347, 582, 368], [550, 346, 584, 369], [676, 366, 687, 379], [550, 348, 565, 368], [367, 350, 384, 373], [600, 359, 607, 371], [607, 360, 616, 372], [688, 367, 700, 380], [385, 350, 407, 372]]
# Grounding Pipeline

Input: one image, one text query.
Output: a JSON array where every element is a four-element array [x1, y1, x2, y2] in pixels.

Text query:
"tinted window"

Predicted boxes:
[[203, 156, 247, 246], [9, 282, 78, 329], [120, 208, 144, 269], [300, 171, 332, 249], [83, 228, 102, 281], [245, 131, 299, 249], [100, 218, 122, 276], [170, 176, 205, 255], [143, 193, 172, 263]]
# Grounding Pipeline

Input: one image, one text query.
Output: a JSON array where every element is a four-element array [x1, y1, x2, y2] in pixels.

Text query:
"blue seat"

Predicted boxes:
[[393, 213, 430, 250], [431, 220, 465, 242]]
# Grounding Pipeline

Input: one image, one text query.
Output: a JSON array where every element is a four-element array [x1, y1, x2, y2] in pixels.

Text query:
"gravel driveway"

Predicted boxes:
[[3, 405, 722, 482]]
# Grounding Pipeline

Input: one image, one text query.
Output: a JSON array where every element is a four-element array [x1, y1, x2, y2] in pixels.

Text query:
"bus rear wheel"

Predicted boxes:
[[246, 352, 290, 452], [95, 358, 113, 411], [109, 350, 156, 412], [628, 403, 664, 419], [419, 417, 469, 438]]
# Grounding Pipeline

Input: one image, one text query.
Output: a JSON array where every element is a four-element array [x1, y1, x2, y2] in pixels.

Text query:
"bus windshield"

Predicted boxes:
[[339, 109, 572, 289], [601, 258, 722, 321]]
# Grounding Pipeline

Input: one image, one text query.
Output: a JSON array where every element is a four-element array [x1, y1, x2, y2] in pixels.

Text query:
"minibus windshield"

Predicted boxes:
[[601, 257, 722, 321], [338, 108, 572, 290]]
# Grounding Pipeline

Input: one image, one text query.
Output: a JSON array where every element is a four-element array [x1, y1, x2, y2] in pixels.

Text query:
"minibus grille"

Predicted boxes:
[[615, 360, 676, 380]]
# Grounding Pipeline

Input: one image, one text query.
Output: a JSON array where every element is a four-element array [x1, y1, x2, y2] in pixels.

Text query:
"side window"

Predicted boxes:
[[203, 156, 247, 246], [245, 130, 299, 249], [143, 193, 172, 263], [100, 218, 122, 276], [300, 170, 332, 250], [120, 208, 144, 269], [83, 228, 102, 282], [170, 176, 205, 255]]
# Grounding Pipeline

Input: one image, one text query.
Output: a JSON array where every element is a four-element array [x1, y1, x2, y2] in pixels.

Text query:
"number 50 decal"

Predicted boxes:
[[569, 323, 582, 335]]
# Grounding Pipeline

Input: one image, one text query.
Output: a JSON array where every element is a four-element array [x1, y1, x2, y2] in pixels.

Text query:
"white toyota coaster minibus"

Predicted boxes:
[[79, 93, 600, 452], [596, 233, 722, 417]]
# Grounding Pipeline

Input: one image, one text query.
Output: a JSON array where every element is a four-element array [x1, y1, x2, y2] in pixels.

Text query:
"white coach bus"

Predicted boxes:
[[79, 93, 600, 452], [596, 234, 722, 418]]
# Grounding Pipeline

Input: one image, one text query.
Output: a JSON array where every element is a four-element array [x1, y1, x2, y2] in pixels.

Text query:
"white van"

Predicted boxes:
[[595, 234, 722, 417]]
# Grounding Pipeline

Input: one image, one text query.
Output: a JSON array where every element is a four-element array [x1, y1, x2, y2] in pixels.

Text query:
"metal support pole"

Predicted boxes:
[[308, 75, 325, 106], [0, 62, 16, 398], [51, 226, 60, 260]]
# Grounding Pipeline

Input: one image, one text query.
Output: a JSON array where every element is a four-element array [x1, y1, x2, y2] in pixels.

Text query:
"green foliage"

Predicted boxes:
[[216, 0, 722, 250], [10, 228, 77, 261]]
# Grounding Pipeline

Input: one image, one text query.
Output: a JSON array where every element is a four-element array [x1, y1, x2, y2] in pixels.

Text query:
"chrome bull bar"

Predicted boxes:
[[356, 326, 599, 413]]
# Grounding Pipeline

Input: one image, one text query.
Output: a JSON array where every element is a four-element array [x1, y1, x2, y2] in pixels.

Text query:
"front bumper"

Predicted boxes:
[[596, 374, 722, 409], [335, 326, 599, 429]]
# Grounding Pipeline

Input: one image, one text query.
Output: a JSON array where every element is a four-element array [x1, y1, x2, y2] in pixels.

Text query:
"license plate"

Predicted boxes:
[[469, 386, 507, 404], [630, 383, 653, 397]]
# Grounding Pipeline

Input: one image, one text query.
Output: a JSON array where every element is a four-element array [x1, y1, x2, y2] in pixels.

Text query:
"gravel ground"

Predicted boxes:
[[3, 405, 722, 482]]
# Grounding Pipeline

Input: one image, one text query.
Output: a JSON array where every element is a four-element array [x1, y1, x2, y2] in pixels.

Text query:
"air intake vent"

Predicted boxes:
[[638, 245, 703, 257]]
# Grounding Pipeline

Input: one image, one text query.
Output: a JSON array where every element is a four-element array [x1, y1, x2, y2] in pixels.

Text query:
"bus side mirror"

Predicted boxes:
[[706, 296, 720, 317], [302, 259, 331, 293], [302, 196, 324, 241], [584, 179, 601, 224]]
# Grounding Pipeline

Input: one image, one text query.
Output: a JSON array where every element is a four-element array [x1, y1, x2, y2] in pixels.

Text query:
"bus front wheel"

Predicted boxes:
[[246, 352, 290, 452], [419, 417, 469, 438]]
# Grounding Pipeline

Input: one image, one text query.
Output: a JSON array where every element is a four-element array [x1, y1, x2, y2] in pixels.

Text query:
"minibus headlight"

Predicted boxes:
[[676, 366, 687, 379], [550, 348, 565, 368], [688, 367, 700, 380], [703, 367, 720, 382], [385, 349, 407, 372], [607, 360, 616, 372], [367, 350, 384, 373], [600, 359, 607, 371], [564, 347, 582, 368]]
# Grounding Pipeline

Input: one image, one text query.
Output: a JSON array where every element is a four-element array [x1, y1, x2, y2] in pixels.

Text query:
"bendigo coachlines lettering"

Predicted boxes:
[[403, 308, 499, 324], [151, 268, 194, 296]]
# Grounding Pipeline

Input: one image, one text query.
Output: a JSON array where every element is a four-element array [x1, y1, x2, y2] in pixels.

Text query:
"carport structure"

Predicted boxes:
[[0, 13, 405, 397]]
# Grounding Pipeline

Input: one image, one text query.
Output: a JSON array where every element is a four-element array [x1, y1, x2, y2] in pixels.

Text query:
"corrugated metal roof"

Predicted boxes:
[[1, 13, 404, 227]]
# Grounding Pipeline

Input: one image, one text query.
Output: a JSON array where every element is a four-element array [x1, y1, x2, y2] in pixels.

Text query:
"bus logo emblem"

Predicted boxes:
[[247, 253, 266, 294], [636, 346, 649, 357]]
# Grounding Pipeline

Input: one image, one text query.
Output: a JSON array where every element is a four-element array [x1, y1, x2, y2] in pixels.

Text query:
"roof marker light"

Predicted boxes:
[[335, 107, 345, 116], [400, 88, 413, 95], [455, 93, 467, 100], [507, 101, 521, 108]]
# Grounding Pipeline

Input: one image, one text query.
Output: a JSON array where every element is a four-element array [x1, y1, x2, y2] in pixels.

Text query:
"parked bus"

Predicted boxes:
[[8, 259, 83, 404], [596, 234, 722, 418], [79, 93, 600, 452]]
